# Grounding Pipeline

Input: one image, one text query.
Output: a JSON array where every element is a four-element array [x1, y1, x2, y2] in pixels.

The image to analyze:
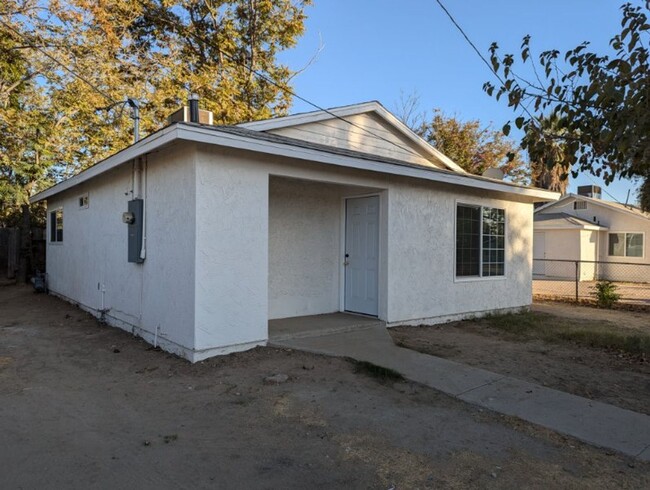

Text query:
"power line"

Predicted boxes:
[[430, 0, 631, 204], [432, 0, 542, 127], [138, 5, 433, 164], [585, 174, 625, 205], [0, 18, 117, 104]]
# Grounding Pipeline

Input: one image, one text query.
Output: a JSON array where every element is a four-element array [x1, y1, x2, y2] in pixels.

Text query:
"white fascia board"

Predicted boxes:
[[237, 101, 381, 130], [178, 125, 559, 201], [534, 224, 608, 231], [31, 123, 559, 203], [239, 101, 467, 174], [30, 125, 179, 203]]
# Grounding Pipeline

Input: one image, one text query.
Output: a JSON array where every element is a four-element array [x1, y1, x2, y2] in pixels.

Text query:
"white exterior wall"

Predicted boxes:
[[268, 178, 340, 319], [45, 144, 197, 358], [193, 147, 270, 360], [579, 230, 598, 280], [385, 179, 533, 324], [194, 145, 534, 342], [540, 198, 650, 264], [268, 178, 379, 319], [532, 229, 580, 279], [47, 140, 539, 362]]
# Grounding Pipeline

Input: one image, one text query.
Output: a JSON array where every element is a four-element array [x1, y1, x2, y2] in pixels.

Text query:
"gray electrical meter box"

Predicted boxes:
[[127, 199, 144, 263]]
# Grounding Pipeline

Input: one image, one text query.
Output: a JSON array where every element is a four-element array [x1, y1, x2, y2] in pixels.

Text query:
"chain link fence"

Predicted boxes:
[[533, 259, 650, 305]]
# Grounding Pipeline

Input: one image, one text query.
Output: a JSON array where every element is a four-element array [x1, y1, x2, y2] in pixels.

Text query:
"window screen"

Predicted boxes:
[[482, 208, 505, 276]]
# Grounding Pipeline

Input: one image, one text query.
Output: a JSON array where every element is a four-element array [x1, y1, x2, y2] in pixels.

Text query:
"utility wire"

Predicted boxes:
[[138, 6, 433, 164], [0, 18, 117, 104], [432, 0, 629, 204], [585, 174, 627, 205], [432, 0, 538, 125]]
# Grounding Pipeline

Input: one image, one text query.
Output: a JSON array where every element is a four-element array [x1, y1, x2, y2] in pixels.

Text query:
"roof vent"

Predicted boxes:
[[577, 185, 601, 199], [167, 95, 214, 125], [574, 201, 587, 210]]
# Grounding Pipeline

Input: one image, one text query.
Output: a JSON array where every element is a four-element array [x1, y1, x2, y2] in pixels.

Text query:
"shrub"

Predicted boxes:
[[592, 281, 621, 308]]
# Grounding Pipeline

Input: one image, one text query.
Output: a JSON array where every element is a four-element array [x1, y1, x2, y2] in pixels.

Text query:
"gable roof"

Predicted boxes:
[[535, 193, 650, 221], [534, 212, 608, 231], [30, 121, 559, 204], [237, 101, 466, 173]]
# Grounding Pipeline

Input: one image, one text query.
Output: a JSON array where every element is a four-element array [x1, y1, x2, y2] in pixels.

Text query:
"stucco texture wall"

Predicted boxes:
[[268, 177, 381, 319], [543, 198, 650, 264], [268, 178, 341, 319], [196, 145, 535, 333], [45, 145, 196, 357], [385, 178, 534, 324]]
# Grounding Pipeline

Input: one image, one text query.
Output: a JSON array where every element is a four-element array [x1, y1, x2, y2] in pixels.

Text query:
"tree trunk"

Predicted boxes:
[[17, 204, 32, 283]]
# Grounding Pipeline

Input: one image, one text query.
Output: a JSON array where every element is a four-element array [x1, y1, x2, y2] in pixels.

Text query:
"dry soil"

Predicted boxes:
[[390, 303, 650, 416], [1, 286, 649, 489]]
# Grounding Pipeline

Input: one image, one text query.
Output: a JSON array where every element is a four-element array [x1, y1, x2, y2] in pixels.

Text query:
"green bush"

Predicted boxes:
[[592, 281, 621, 308]]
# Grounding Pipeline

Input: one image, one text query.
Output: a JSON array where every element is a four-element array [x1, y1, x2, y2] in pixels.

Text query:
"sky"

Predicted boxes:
[[277, 0, 642, 204]]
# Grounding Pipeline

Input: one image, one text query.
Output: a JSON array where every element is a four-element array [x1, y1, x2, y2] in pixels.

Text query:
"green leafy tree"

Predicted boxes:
[[416, 109, 530, 184], [0, 0, 311, 224], [483, 1, 649, 208]]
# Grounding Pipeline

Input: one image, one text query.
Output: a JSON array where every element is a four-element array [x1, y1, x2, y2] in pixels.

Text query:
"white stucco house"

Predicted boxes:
[[31, 101, 558, 362], [533, 187, 650, 280]]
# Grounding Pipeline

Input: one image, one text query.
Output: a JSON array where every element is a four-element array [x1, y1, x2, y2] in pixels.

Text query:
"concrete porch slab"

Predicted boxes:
[[268, 312, 384, 342]]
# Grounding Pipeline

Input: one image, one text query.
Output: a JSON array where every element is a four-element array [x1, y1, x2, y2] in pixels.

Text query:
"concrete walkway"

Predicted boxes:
[[272, 326, 650, 461]]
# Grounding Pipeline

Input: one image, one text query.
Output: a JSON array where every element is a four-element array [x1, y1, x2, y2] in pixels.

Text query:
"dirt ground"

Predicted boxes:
[[391, 303, 650, 417], [533, 302, 650, 331], [533, 279, 650, 306], [1, 286, 649, 489]]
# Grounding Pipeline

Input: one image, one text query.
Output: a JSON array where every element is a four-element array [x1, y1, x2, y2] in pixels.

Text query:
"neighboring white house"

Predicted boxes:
[[533, 187, 650, 281], [31, 101, 558, 362]]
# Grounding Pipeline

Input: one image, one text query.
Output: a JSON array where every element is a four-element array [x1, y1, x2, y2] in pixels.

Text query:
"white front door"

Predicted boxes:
[[344, 196, 379, 316], [533, 232, 545, 275]]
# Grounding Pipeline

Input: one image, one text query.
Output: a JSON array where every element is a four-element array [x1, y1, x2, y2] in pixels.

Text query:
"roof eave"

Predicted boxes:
[[31, 123, 560, 204]]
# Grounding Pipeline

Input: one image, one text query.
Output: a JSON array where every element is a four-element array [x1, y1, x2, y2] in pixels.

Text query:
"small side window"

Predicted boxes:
[[78, 193, 89, 209], [50, 209, 63, 243]]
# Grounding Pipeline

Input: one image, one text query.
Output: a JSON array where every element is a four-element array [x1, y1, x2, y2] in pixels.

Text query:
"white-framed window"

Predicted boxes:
[[608, 232, 643, 258], [50, 208, 63, 243], [456, 204, 505, 277]]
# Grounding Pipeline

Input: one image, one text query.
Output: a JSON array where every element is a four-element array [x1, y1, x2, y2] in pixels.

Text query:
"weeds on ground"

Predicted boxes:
[[476, 312, 650, 357], [353, 360, 404, 382]]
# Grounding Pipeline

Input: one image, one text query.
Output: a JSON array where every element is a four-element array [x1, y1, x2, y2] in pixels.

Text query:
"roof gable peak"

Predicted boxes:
[[237, 101, 465, 173]]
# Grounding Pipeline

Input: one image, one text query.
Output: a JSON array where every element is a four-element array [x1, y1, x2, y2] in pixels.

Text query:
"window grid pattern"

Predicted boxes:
[[482, 208, 505, 276], [456, 204, 505, 278]]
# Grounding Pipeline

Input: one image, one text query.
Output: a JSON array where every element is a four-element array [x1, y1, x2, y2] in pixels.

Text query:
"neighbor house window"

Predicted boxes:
[[609, 233, 643, 258], [456, 204, 505, 277], [50, 209, 63, 243]]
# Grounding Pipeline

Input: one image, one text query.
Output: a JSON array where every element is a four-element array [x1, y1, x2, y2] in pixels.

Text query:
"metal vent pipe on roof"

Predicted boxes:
[[189, 94, 200, 123]]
